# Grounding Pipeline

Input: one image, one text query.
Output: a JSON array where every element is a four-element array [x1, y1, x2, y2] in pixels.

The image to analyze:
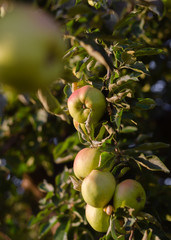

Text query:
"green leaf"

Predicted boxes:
[[38, 180, 54, 193], [95, 124, 107, 141], [29, 208, 52, 227], [120, 126, 138, 133], [37, 88, 70, 122], [39, 216, 58, 238], [54, 154, 77, 164], [69, 176, 82, 192], [136, 154, 170, 173], [110, 217, 118, 240], [113, 10, 141, 34], [68, 3, 92, 16], [115, 109, 123, 129], [134, 48, 164, 57], [54, 219, 71, 240], [28, 216, 39, 227], [63, 84, 72, 98], [107, 89, 132, 104], [79, 39, 114, 71], [112, 163, 129, 177], [53, 133, 80, 159], [79, 56, 92, 72], [37, 88, 62, 115], [97, 151, 116, 171], [134, 142, 170, 151], [109, 74, 139, 94], [135, 98, 156, 110], [61, 67, 79, 83], [123, 61, 149, 75], [117, 167, 130, 178], [117, 75, 139, 84]]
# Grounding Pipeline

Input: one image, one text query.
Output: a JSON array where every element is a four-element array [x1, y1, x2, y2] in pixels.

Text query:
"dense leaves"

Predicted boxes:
[[0, 0, 171, 240]]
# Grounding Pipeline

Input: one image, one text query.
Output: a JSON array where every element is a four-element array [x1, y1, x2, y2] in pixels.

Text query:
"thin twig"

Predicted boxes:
[[129, 229, 134, 240]]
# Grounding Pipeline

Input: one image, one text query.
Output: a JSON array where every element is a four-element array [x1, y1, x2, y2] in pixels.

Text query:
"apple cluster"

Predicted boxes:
[[68, 85, 146, 233]]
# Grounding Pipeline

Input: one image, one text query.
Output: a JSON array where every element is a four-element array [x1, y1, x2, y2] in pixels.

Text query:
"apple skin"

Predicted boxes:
[[113, 179, 146, 215], [81, 170, 116, 208], [85, 204, 110, 232], [0, 5, 65, 93], [67, 85, 106, 124], [73, 148, 100, 180]]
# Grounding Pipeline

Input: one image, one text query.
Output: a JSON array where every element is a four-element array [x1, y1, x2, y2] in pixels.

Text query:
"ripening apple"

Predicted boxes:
[[73, 148, 101, 180], [113, 179, 146, 215], [81, 170, 116, 208], [85, 204, 110, 232], [0, 5, 65, 93], [67, 85, 106, 124]]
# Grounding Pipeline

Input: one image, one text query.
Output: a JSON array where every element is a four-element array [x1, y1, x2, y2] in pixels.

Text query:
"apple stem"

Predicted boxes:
[[129, 229, 134, 240]]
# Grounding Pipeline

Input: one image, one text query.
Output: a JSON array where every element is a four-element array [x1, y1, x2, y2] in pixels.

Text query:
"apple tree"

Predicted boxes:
[[0, 0, 171, 240]]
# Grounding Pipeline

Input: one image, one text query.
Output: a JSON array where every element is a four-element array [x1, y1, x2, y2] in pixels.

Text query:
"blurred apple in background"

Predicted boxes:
[[0, 5, 65, 93]]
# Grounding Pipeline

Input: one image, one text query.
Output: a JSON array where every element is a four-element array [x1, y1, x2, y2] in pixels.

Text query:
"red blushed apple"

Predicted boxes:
[[67, 85, 106, 123], [113, 179, 146, 215], [73, 147, 101, 180]]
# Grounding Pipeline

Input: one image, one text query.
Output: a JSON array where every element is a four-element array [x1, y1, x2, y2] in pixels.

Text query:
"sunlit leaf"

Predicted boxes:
[[136, 154, 170, 173], [115, 109, 123, 129], [79, 39, 114, 71], [97, 151, 116, 171], [120, 126, 138, 133], [135, 48, 164, 56], [123, 61, 149, 75], [69, 176, 82, 192]]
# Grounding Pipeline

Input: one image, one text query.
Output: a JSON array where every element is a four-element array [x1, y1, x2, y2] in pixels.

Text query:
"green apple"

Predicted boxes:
[[85, 204, 110, 232], [73, 148, 100, 180], [0, 5, 65, 93], [81, 170, 116, 208], [67, 85, 106, 123], [113, 179, 146, 215]]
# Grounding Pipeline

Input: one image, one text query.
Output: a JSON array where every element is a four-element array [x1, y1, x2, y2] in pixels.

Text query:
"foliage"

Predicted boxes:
[[0, 0, 171, 240]]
